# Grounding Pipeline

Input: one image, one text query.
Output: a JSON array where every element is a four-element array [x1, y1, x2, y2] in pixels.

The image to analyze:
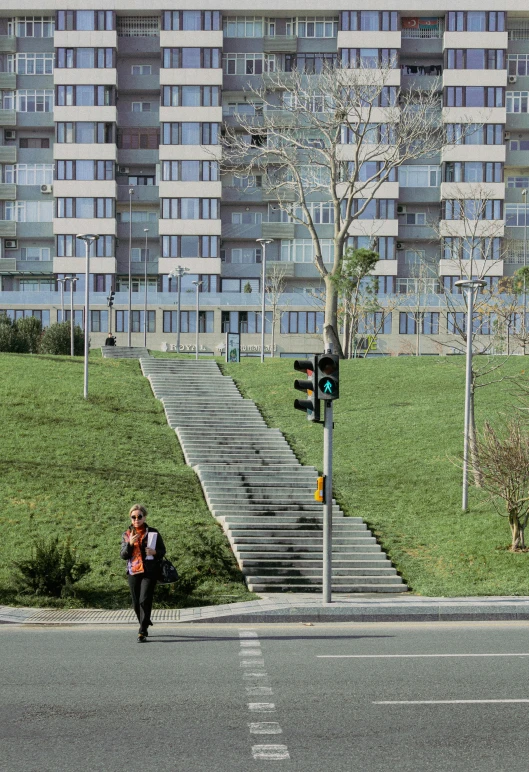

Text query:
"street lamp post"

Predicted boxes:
[[128, 187, 134, 347], [143, 228, 149, 348], [522, 189, 527, 353], [57, 277, 66, 322], [455, 278, 486, 511], [170, 266, 189, 355], [77, 234, 99, 400], [192, 280, 203, 360], [256, 238, 274, 363], [68, 275, 78, 357]]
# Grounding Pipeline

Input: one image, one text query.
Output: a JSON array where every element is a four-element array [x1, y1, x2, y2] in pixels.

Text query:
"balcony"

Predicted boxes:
[[0, 73, 16, 89], [117, 185, 159, 203], [117, 37, 161, 56], [0, 258, 16, 272], [117, 72, 160, 93], [397, 225, 437, 241], [117, 149, 159, 166], [117, 221, 159, 239], [117, 111, 160, 128], [399, 188, 440, 204], [16, 260, 54, 273], [16, 112, 54, 128], [222, 223, 262, 240], [0, 109, 16, 126], [0, 221, 16, 237], [263, 35, 297, 53], [266, 260, 295, 277], [0, 184, 16, 200], [0, 36, 16, 54], [222, 186, 264, 203], [0, 146, 16, 163]]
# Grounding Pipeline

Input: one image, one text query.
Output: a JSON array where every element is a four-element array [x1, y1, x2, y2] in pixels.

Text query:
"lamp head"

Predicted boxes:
[[76, 233, 99, 243]]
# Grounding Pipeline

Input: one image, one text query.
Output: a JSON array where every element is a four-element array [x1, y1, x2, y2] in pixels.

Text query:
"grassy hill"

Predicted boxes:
[[224, 355, 529, 596], [0, 352, 254, 608]]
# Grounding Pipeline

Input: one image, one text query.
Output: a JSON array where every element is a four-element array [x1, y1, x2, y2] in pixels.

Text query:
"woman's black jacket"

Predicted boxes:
[[120, 525, 166, 577]]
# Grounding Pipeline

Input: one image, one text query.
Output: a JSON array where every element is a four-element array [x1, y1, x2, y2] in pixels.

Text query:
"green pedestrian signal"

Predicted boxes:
[[317, 354, 339, 400]]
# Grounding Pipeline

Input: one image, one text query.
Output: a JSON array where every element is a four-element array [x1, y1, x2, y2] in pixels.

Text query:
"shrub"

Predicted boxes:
[[175, 524, 243, 592], [39, 321, 84, 356], [14, 538, 91, 597], [16, 316, 42, 354]]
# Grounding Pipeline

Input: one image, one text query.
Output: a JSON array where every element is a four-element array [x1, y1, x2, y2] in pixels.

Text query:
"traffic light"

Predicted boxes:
[[317, 354, 339, 400], [294, 357, 321, 422], [107, 290, 115, 308]]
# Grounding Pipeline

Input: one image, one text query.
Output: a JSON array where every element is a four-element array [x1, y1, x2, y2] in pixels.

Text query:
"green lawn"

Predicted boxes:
[[224, 355, 529, 596], [0, 351, 255, 609]]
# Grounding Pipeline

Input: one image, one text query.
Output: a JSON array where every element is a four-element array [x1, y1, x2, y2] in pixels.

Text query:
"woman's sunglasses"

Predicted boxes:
[[131, 514, 144, 520]]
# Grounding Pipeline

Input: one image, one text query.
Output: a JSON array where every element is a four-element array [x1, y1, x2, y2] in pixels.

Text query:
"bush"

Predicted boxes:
[[39, 321, 84, 356], [16, 316, 42, 354], [0, 315, 28, 353], [14, 538, 91, 598]]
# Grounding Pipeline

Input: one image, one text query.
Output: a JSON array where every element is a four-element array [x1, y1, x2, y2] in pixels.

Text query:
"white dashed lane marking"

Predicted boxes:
[[239, 629, 290, 761]]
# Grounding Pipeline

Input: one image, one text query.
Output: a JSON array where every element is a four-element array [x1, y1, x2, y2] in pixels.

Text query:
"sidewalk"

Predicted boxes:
[[3, 594, 529, 625]]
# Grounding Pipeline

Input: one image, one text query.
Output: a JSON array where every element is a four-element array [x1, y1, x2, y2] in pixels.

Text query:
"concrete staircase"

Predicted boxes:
[[140, 358, 407, 594], [102, 346, 151, 359]]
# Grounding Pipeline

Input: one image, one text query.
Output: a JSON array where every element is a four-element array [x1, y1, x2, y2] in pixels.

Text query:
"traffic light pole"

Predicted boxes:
[[322, 400, 333, 604]]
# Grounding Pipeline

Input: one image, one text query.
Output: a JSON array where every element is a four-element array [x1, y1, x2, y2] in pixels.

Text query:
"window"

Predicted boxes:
[[229, 248, 262, 264], [162, 11, 221, 31], [4, 201, 53, 222], [343, 199, 396, 219], [232, 211, 263, 225], [162, 49, 221, 69], [443, 200, 502, 220], [341, 124, 396, 145], [57, 122, 115, 144], [3, 90, 54, 112], [56, 10, 114, 31], [358, 312, 392, 334], [399, 166, 441, 187], [221, 311, 271, 334], [161, 161, 218, 182], [281, 239, 334, 263], [90, 310, 109, 333], [400, 212, 427, 226], [340, 11, 398, 32], [57, 235, 114, 257], [287, 17, 338, 38], [163, 310, 214, 333], [118, 210, 157, 223], [223, 17, 264, 37], [162, 86, 220, 107], [506, 204, 529, 227], [20, 247, 51, 261], [161, 123, 219, 145], [443, 237, 501, 261], [130, 248, 150, 263], [19, 137, 49, 149], [128, 176, 155, 186], [4, 164, 53, 185], [56, 48, 115, 69], [341, 49, 398, 69], [56, 160, 114, 181], [7, 53, 53, 74], [507, 176, 529, 188], [445, 124, 504, 146], [399, 312, 440, 335], [117, 128, 159, 149], [232, 174, 262, 189], [446, 50, 505, 70], [284, 53, 337, 73], [9, 17, 54, 37], [131, 102, 151, 112], [444, 162, 503, 183], [508, 55, 529, 76], [447, 12, 505, 33], [131, 65, 152, 75], [56, 85, 115, 107], [131, 310, 156, 333], [444, 87, 504, 108], [162, 236, 219, 258], [280, 311, 324, 334], [223, 53, 275, 75], [56, 198, 114, 218], [507, 92, 529, 114], [161, 199, 218, 220], [2, 310, 50, 327], [510, 139, 529, 151]]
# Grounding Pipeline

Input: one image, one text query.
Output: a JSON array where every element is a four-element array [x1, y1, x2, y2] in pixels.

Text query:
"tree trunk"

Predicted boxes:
[[469, 382, 483, 488], [342, 305, 350, 360], [324, 274, 343, 356], [509, 511, 525, 550], [271, 308, 276, 358]]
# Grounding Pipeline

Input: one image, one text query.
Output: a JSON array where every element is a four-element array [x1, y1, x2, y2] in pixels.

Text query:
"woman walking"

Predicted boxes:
[[121, 504, 166, 642]]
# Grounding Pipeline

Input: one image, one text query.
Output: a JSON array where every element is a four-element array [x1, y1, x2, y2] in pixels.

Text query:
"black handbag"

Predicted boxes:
[[158, 557, 179, 584]]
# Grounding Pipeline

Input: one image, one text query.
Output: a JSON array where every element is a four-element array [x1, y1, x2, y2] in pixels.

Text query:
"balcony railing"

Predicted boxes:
[[401, 23, 444, 39], [508, 24, 529, 40], [396, 278, 442, 295]]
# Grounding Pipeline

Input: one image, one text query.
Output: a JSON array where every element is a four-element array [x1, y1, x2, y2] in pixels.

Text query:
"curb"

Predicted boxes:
[[3, 597, 529, 626]]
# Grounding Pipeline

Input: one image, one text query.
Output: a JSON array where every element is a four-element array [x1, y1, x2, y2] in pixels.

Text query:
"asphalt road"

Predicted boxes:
[[3, 621, 529, 772]]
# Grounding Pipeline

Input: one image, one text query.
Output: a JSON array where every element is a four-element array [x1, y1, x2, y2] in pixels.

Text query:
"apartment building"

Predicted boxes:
[[0, 2, 528, 356]]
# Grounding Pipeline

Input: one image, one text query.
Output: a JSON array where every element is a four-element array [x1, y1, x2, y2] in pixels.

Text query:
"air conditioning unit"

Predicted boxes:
[[4, 130, 16, 141], [397, 205, 407, 214], [5, 239, 17, 249], [396, 242, 404, 250], [504, 131, 511, 141], [40, 184, 53, 193], [509, 75, 518, 84], [119, 166, 130, 173]]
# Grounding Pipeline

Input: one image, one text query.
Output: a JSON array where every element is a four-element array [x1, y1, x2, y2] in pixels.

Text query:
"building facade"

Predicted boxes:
[[0, 1, 528, 356]]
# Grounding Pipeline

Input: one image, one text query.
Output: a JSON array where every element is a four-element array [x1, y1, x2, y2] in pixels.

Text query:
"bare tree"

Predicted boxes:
[[265, 262, 289, 357], [221, 61, 447, 355], [478, 419, 529, 550]]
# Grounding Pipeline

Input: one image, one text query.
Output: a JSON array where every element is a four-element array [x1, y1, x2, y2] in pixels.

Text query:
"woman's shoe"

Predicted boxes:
[[138, 633, 147, 643]]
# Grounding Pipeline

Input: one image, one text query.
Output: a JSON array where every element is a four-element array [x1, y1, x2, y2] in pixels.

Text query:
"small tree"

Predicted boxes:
[[265, 262, 289, 357], [0, 315, 25, 353], [16, 316, 42, 354], [478, 419, 529, 550], [40, 321, 84, 356], [333, 246, 379, 358]]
